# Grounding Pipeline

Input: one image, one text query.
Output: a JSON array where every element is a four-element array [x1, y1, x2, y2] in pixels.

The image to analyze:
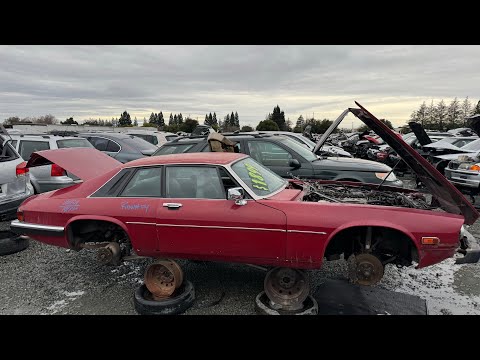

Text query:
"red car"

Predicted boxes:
[[10, 103, 480, 314]]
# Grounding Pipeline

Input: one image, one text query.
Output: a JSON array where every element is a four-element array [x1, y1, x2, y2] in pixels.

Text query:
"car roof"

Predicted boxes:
[[78, 132, 134, 140], [8, 134, 86, 141], [165, 133, 277, 144], [125, 152, 248, 167]]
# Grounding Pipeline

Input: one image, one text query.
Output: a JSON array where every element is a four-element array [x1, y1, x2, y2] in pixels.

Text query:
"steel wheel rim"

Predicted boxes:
[[264, 267, 310, 308], [144, 259, 183, 299], [354, 253, 384, 286]]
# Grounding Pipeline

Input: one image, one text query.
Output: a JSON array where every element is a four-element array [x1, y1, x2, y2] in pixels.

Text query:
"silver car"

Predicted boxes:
[[0, 133, 34, 220], [9, 134, 94, 193], [444, 153, 480, 190]]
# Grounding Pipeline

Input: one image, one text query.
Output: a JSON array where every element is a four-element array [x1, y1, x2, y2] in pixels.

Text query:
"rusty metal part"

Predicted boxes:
[[144, 259, 184, 299], [348, 253, 384, 286], [80, 242, 110, 249], [264, 267, 310, 310], [81, 242, 121, 265]]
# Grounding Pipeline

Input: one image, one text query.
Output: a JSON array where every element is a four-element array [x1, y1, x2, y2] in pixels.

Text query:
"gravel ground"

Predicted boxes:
[[1, 174, 480, 315]]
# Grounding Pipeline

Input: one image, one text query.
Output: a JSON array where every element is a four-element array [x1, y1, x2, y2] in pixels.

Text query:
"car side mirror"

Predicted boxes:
[[227, 187, 247, 206], [289, 159, 301, 169]]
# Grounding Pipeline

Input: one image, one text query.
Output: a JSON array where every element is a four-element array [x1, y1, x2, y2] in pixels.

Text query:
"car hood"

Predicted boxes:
[[313, 157, 391, 172], [435, 151, 479, 161], [423, 140, 462, 151], [314, 102, 479, 225], [408, 122, 432, 146], [321, 145, 353, 158], [26, 148, 122, 181]]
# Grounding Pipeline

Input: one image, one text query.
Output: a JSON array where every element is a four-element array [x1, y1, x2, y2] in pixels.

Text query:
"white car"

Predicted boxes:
[[125, 130, 178, 147]]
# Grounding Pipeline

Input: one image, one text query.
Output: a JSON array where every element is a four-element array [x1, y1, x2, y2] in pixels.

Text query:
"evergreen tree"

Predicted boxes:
[[436, 100, 448, 131], [447, 97, 461, 129], [474, 100, 480, 115], [231, 112, 235, 127], [212, 112, 218, 126], [149, 112, 156, 125], [133, 117, 138, 127], [461, 97, 472, 126], [174, 114, 178, 125], [234, 112, 239, 128], [119, 111, 132, 126], [178, 113, 184, 124], [268, 105, 286, 130], [256, 120, 279, 131], [417, 102, 427, 126], [425, 100, 436, 129], [225, 114, 231, 127], [204, 114, 209, 125], [208, 113, 213, 125], [158, 112, 165, 127], [169, 113, 174, 125]]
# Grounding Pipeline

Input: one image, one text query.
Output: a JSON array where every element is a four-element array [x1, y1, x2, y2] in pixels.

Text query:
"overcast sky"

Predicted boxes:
[[1, 45, 479, 128]]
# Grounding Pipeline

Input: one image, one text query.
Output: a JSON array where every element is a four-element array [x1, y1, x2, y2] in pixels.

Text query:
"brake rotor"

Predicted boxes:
[[144, 259, 183, 299], [264, 267, 310, 310], [350, 253, 384, 286]]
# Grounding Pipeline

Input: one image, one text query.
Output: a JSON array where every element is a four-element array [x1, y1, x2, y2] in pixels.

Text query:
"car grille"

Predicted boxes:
[[448, 161, 460, 170]]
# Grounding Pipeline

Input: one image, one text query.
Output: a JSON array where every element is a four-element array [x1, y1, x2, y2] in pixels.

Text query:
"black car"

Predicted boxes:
[[79, 132, 158, 163], [152, 133, 403, 186]]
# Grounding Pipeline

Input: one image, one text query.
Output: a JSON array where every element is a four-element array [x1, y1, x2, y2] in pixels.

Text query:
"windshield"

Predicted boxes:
[[275, 137, 317, 161], [122, 136, 158, 151], [56, 139, 93, 148], [153, 143, 196, 155], [231, 157, 287, 197], [460, 138, 480, 151]]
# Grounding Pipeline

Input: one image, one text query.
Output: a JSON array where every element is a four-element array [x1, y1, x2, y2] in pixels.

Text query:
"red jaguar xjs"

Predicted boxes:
[[10, 103, 479, 314]]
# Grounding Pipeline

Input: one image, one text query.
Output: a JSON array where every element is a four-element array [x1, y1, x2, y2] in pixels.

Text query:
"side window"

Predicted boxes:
[[120, 167, 162, 197], [202, 144, 211, 152], [247, 141, 291, 167], [19, 140, 50, 160], [151, 136, 158, 145], [11, 140, 17, 148], [155, 144, 195, 155], [106, 140, 121, 152], [166, 166, 224, 199], [89, 137, 109, 151]]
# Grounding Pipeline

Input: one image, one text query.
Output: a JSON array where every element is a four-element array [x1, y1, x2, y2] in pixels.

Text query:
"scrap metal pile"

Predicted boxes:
[[301, 181, 432, 210]]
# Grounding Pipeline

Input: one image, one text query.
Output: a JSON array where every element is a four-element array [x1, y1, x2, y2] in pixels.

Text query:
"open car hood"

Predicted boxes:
[[314, 102, 479, 225], [408, 121, 432, 146], [26, 148, 122, 181]]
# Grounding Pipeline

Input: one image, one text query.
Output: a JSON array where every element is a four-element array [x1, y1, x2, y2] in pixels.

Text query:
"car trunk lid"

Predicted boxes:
[[26, 148, 122, 181]]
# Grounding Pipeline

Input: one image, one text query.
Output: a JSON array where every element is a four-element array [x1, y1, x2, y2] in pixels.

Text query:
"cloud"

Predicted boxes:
[[0, 45, 479, 127]]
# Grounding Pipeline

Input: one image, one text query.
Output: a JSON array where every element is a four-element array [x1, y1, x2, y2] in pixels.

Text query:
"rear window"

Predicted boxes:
[[154, 144, 195, 155], [165, 135, 178, 141], [56, 139, 93, 149], [19, 140, 50, 160]]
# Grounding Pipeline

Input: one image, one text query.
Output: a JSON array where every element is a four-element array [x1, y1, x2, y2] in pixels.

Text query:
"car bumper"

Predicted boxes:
[[36, 178, 79, 193], [444, 168, 480, 189], [0, 186, 34, 220], [455, 226, 480, 264], [10, 220, 65, 237]]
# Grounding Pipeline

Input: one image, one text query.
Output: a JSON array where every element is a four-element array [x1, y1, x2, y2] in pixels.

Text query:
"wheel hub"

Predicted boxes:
[[264, 267, 310, 310], [144, 259, 184, 300], [349, 253, 384, 286]]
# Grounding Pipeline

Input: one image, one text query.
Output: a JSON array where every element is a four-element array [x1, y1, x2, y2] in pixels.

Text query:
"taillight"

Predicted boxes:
[[16, 162, 29, 176], [17, 210, 24, 222], [51, 164, 66, 177]]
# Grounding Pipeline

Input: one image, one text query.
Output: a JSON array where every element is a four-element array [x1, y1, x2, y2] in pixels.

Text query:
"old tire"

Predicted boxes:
[[134, 281, 195, 315], [255, 291, 318, 315], [0, 231, 29, 256]]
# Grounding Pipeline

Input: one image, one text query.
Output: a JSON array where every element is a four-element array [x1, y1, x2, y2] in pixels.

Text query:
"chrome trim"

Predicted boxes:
[[10, 220, 64, 232], [123, 160, 248, 170], [126, 221, 156, 226], [156, 223, 285, 232], [287, 229, 327, 235], [163, 203, 183, 209]]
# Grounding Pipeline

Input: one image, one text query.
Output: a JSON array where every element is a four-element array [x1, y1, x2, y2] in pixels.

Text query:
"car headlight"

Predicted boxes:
[[375, 172, 398, 182], [458, 163, 480, 171]]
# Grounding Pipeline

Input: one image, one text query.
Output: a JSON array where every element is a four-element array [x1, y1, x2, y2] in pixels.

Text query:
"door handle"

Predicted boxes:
[[163, 203, 183, 210]]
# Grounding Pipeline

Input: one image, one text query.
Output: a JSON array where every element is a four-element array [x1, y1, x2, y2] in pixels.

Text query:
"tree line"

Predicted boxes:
[[409, 97, 480, 131]]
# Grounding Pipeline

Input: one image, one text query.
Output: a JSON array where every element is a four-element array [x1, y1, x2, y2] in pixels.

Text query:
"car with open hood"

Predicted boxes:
[[9, 103, 480, 313], [152, 132, 403, 187]]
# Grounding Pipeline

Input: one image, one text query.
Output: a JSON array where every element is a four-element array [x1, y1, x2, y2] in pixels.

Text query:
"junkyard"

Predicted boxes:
[[2, 45, 480, 316]]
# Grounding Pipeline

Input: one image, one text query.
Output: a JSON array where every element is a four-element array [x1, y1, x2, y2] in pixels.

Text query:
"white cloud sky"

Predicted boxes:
[[1, 45, 479, 128]]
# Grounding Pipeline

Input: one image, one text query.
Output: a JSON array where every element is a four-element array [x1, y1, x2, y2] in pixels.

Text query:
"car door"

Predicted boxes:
[[245, 140, 313, 178], [157, 164, 287, 262], [91, 166, 162, 255]]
